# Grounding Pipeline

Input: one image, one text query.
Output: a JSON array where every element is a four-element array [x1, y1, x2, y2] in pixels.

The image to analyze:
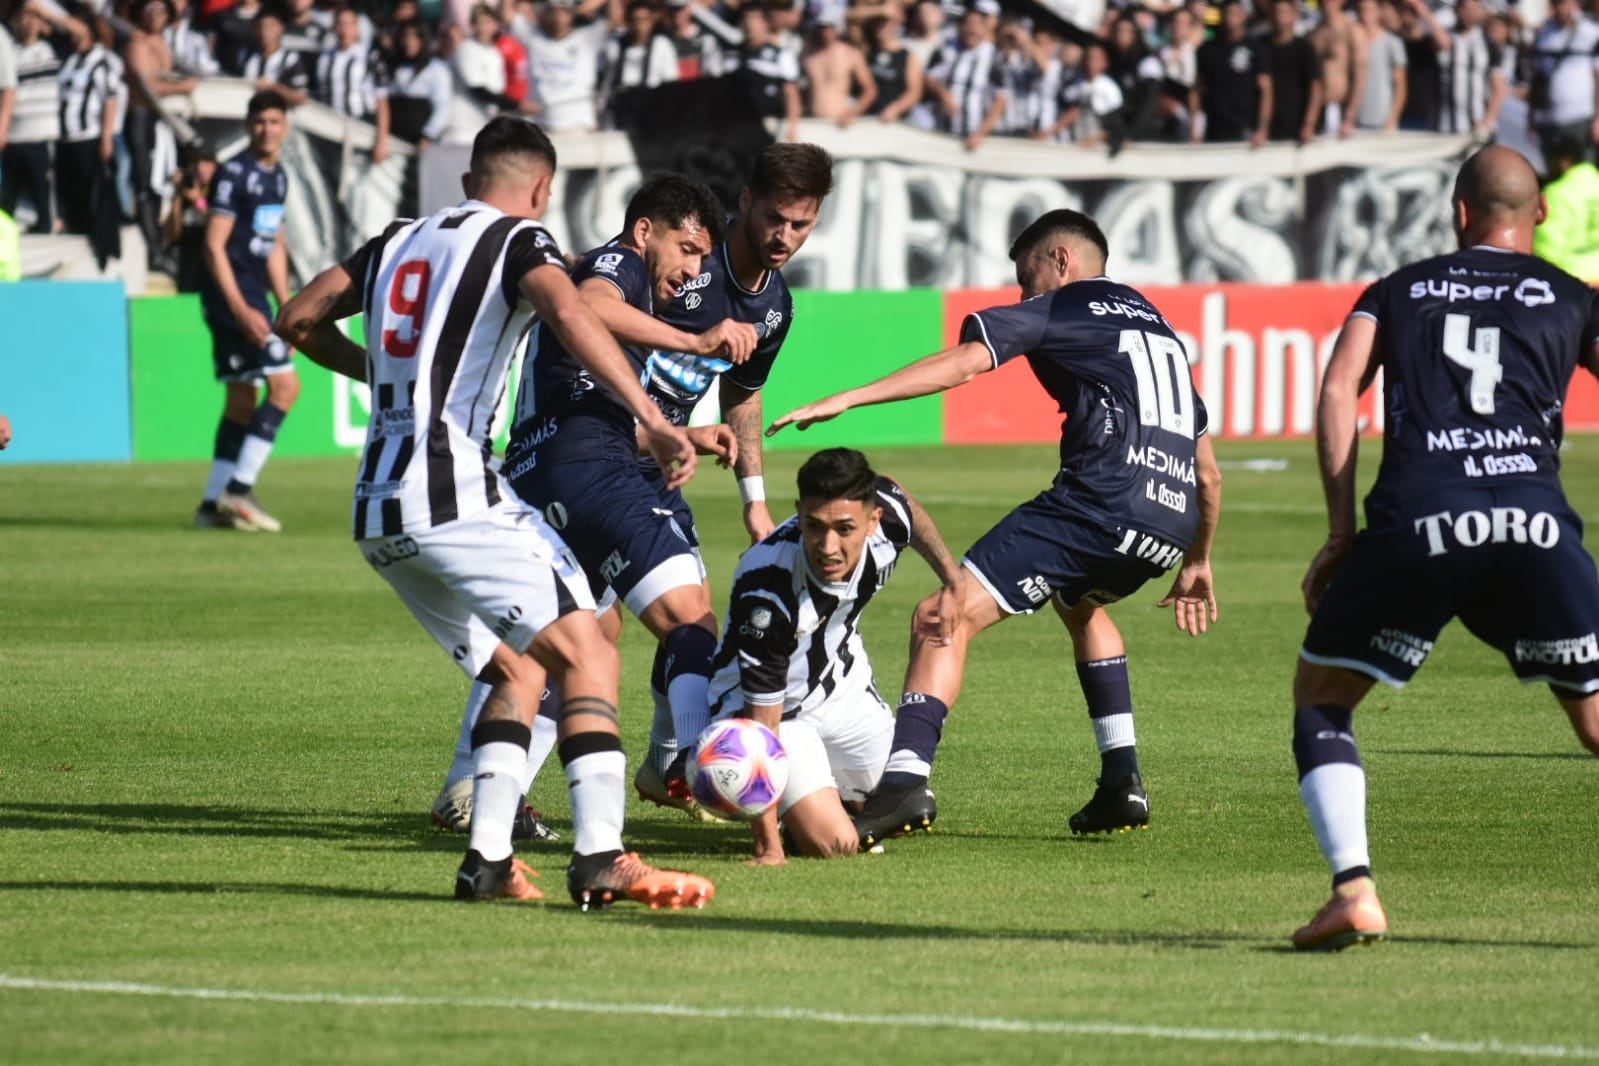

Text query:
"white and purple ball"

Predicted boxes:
[[687, 718, 789, 821]]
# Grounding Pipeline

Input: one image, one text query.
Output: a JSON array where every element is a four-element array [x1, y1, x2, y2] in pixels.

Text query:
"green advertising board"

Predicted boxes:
[[127, 288, 946, 462]]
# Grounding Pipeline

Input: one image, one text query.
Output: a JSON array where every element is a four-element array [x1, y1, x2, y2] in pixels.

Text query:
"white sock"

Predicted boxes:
[[230, 433, 277, 491], [467, 740, 526, 862], [566, 749, 626, 855], [884, 750, 931, 779], [446, 682, 493, 787], [1299, 763, 1370, 875], [203, 458, 236, 504], [523, 712, 558, 794], [668, 673, 711, 762], [1092, 713, 1137, 753], [648, 685, 679, 773]]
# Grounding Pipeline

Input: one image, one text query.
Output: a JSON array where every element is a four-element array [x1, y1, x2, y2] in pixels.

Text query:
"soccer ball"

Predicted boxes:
[[687, 718, 789, 821]]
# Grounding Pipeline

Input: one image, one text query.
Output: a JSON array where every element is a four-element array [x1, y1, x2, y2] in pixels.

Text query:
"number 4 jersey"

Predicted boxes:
[[339, 201, 568, 540], [960, 277, 1209, 550], [1350, 246, 1599, 530]]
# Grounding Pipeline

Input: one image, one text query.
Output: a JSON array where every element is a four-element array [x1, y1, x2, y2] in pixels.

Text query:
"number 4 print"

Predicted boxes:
[[1441, 313, 1503, 416], [383, 260, 431, 359]]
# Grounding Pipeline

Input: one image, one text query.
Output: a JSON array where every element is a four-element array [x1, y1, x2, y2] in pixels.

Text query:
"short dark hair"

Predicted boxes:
[[1545, 134, 1588, 167], [247, 89, 289, 118], [1008, 208, 1110, 267], [625, 173, 728, 245], [796, 448, 878, 506], [747, 143, 834, 204], [470, 115, 557, 181]]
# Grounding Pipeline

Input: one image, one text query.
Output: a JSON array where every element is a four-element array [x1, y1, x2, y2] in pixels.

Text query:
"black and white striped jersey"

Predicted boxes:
[[57, 44, 119, 142], [243, 48, 313, 95], [10, 37, 63, 145], [317, 44, 387, 119], [1438, 26, 1500, 133], [928, 39, 1007, 136], [707, 478, 914, 716], [339, 202, 568, 540]]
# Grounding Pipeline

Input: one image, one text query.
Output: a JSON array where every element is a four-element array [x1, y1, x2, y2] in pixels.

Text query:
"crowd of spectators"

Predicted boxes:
[[0, 0, 1596, 272]]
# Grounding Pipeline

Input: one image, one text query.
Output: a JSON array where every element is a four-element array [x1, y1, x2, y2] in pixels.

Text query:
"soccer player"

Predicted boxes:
[[275, 116, 715, 910], [195, 90, 298, 533], [632, 143, 835, 808], [426, 173, 760, 835], [1290, 145, 1599, 951], [706, 447, 961, 862], [770, 208, 1223, 848]]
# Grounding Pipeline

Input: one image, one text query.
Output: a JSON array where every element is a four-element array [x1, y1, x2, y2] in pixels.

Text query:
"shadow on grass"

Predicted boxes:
[[0, 880, 442, 903], [1368, 748, 1591, 761], [0, 802, 429, 842]]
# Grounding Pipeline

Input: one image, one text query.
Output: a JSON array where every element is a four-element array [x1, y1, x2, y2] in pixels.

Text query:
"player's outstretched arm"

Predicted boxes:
[[578, 277, 757, 362], [275, 263, 367, 381], [898, 483, 964, 645], [743, 701, 787, 866], [1303, 312, 1380, 613], [1157, 434, 1221, 636], [522, 264, 698, 489], [723, 380, 775, 542], [766, 341, 993, 436]]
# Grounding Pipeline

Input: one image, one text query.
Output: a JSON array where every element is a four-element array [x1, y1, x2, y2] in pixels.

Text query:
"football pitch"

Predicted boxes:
[[1, 439, 1596, 1065]]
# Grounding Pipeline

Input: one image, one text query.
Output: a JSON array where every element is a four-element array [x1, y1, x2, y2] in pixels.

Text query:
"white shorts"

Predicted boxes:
[[774, 684, 894, 816], [358, 501, 595, 678]]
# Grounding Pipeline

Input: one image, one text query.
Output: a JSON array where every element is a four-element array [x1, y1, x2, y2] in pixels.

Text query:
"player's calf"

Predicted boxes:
[[781, 788, 860, 859]]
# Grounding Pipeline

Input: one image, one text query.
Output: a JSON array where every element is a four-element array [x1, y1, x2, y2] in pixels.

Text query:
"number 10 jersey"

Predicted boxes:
[[1349, 246, 1599, 531], [960, 277, 1209, 550], [340, 201, 569, 540]]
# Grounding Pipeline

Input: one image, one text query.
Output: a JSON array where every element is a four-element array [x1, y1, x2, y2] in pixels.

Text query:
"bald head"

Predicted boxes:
[[1452, 146, 1546, 252]]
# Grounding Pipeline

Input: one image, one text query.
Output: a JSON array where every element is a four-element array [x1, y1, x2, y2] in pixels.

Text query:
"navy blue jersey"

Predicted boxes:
[[1351, 246, 1599, 530], [651, 241, 794, 424], [961, 278, 1208, 548], [200, 151, 288, 321], [510, 244, 653, 465]]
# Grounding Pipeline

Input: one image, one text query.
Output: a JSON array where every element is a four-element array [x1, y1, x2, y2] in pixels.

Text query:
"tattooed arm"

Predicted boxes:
[[275, 262, 367, 381]]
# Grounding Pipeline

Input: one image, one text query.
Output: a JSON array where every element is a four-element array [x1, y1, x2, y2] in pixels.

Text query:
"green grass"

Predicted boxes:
[[1, 440, 1597, 1065]]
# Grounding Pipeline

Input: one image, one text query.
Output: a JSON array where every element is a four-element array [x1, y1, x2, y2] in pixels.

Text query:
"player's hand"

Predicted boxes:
[[1301, 534, 1353, 615], [372, 138, 390, 164], [697, 319, 758, 363], [915, 584, 962, 647], [643, 421, 698, 490], [743, 501, 774, 544], [240, 307, 275, 348], [0, 413, 12, 450], [686, 424, 737, 467], [748, 808, 786, 865], [1249, 129, 1267, 149], [1157, 560, 1217, 636], [766, 394, 851, 436]]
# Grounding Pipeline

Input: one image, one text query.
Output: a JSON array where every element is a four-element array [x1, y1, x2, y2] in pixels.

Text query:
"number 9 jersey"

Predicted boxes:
[[1350, 247, 1599, 531], [960, 277, 1209, 552], [340, 202, 568, 540]]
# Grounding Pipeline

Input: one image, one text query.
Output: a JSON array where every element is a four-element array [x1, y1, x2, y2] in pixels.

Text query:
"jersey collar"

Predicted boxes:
[[723, 240, 771, 297]]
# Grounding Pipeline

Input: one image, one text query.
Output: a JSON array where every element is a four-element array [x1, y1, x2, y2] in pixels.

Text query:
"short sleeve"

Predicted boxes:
[[1390, 35, 1408, 68], [874, 477, 913, 550], [960, 294, 1053, 368], [573, 246, 649, 305], [728, 591, 797, 705], [208, 163, 241, 217], [501, 224, 568, 306], [1350, 281, 1380, 325], [724, 286, 793, 392]]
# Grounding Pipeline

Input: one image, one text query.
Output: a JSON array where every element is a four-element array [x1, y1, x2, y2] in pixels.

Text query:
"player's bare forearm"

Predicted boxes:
[[583, 286, 700, 354], [203, 216, 250, 320], [1316, 315, 1378, 537], [722, 383, 765, 479], [267, 236, 292, 310], [768, 341, 990, 434], [276, 265, 364, 378], [902, 486, 960, 589], [295, 321, 367, 381], [1186, 434, 1222, 564]]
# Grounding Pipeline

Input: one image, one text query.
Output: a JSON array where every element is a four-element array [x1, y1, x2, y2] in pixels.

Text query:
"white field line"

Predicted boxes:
[[2, 974, 1597, 1060]]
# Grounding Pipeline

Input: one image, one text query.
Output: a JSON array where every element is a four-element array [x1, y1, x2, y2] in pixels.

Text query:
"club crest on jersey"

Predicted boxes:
[[684, 292, 703, 310], [750, 607, 772, 630], [593, 252, 624, 276]]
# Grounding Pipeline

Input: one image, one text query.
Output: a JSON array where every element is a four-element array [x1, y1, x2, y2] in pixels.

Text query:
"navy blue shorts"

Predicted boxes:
[[207, 313, 293, 383], [640, 464, 702, 552], [963, 490, 1182, 614], [1302, 489, 1599, 694], [511, 454, 705, 616]]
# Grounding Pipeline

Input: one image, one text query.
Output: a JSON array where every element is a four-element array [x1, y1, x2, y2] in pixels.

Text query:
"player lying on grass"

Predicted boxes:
[[276, 116, 714, 910], [704, 447, 961, 861], [1289, 145, 1599, 951], [770, 208, 1222, 848], [428, 172, 758, 837]]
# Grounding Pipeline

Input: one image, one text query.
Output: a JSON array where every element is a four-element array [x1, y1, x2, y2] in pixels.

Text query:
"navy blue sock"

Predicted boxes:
[[881, 693, 949, 789], [1292, 703, 1362, 780], [226, 402, 287, 496], [214, 416, 248, 462], [662, 624, 716, 759], [1077, 655, 1140, 782]]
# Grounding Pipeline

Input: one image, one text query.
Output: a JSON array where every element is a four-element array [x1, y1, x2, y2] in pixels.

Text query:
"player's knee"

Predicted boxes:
[[223, 388, 256, 424], [267, 372, 301, 410]]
